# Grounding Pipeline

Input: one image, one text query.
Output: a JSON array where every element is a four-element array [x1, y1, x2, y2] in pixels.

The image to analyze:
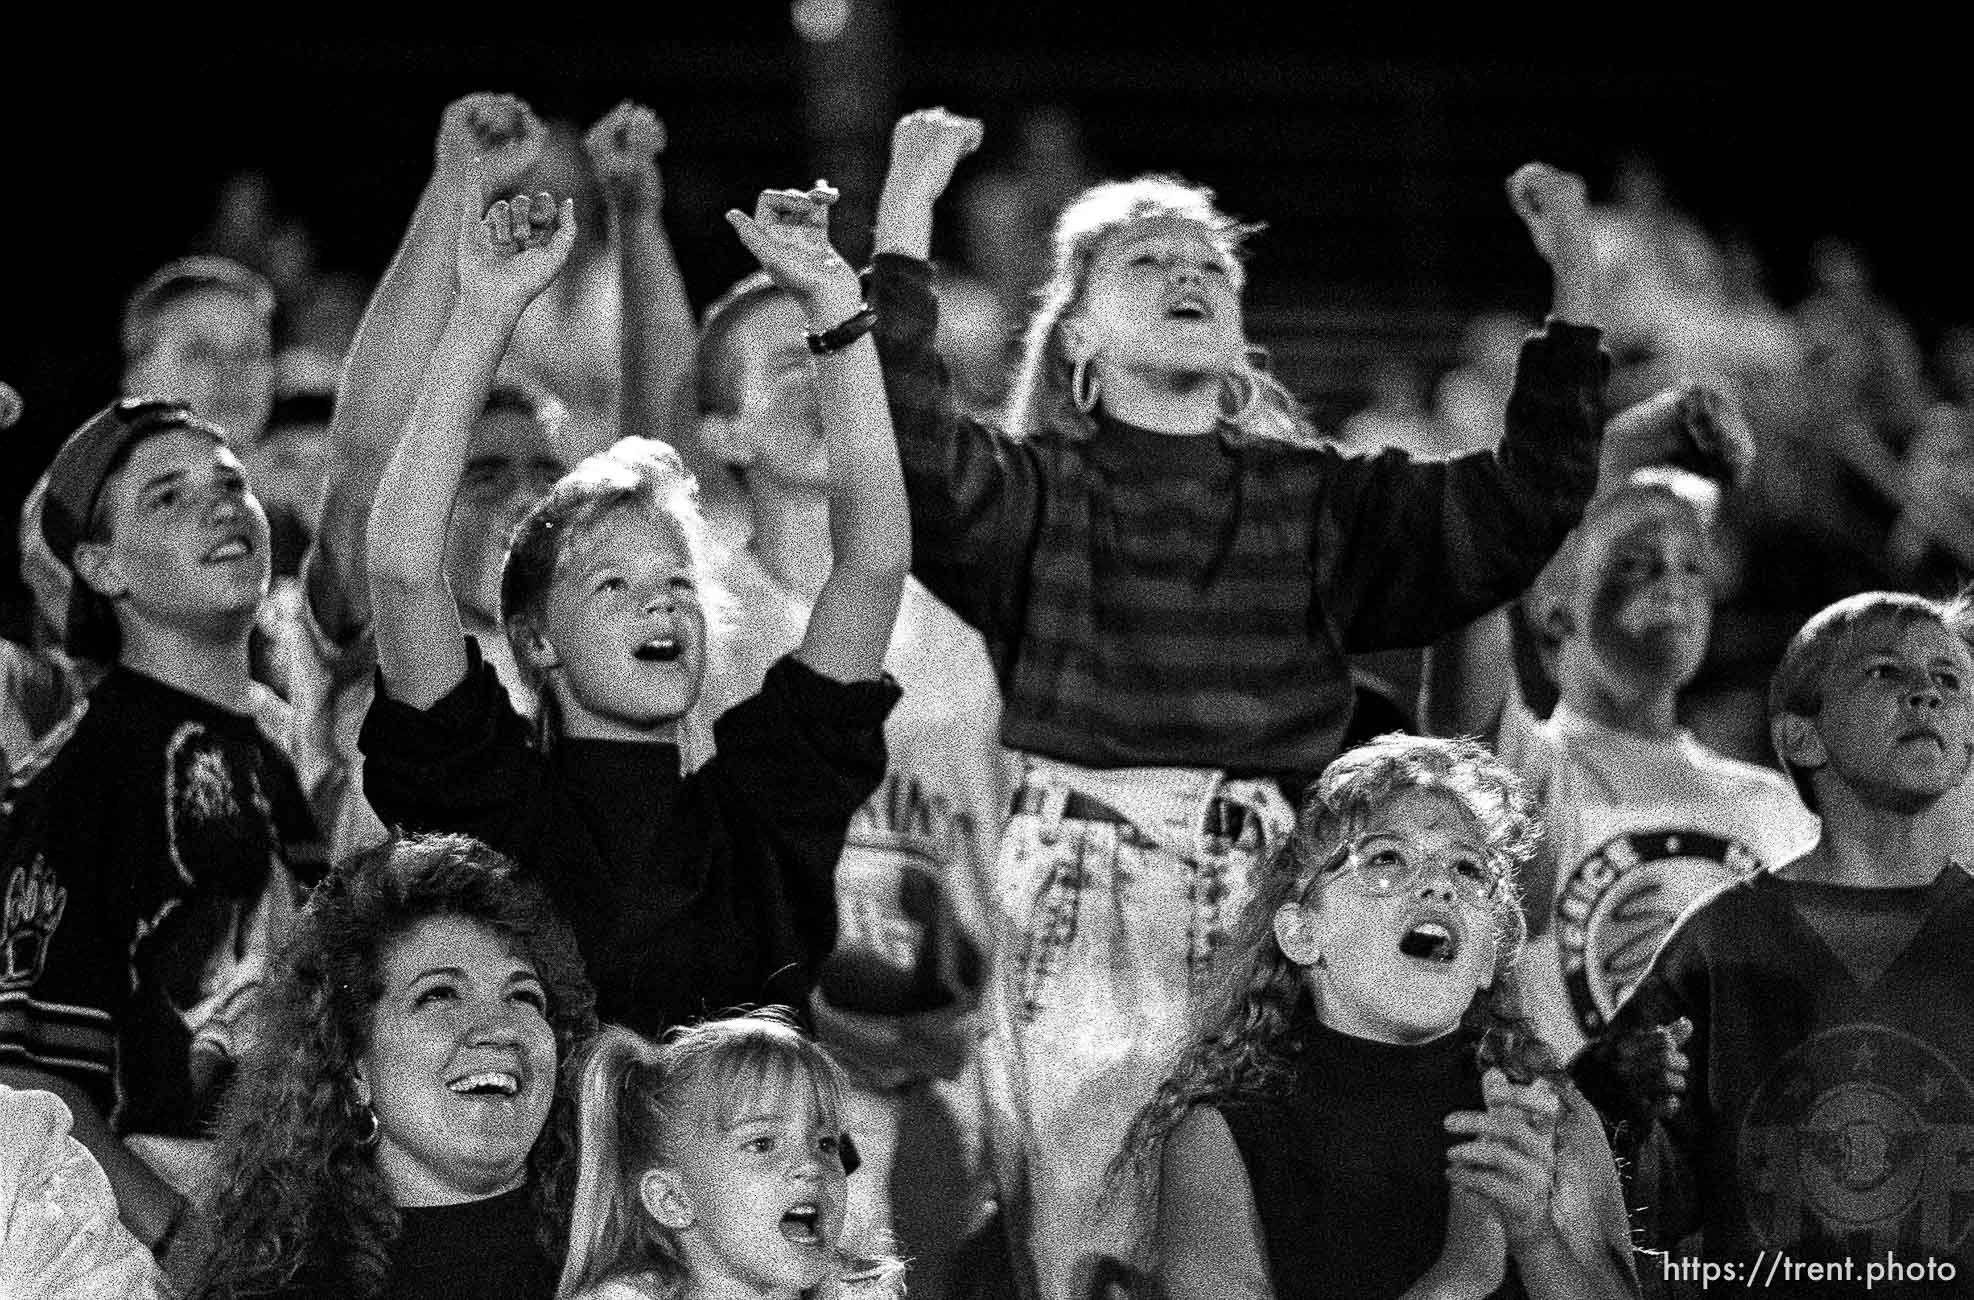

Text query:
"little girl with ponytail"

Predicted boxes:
[[559, 1010, 901, 1300]]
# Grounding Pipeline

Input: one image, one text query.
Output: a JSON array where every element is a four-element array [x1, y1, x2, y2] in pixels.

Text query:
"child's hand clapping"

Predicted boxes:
[[1444, 1068, 1563, 1252]]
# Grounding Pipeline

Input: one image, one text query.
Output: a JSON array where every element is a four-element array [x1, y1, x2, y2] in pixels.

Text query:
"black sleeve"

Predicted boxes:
[[704, 655, 901, 974], [1320, 322, 1609, 652], [356, 638, 543, 859], [1574, 899, 1712, 1249], [868, 252, 1045, 649]]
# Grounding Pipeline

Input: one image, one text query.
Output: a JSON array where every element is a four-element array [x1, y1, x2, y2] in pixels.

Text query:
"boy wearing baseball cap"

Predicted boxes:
[[0, 397, 320, 1258]]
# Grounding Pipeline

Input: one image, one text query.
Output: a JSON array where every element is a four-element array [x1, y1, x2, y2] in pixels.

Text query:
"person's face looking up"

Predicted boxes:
[[1279, 787, 1508, 1047], [75, 429, 271, 643], [1067, 217, 1248, 388], [356, 914, 558, 1207]]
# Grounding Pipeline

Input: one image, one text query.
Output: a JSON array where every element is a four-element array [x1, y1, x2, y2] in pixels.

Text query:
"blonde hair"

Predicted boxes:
[[1003, 175, 1319, 448], [499, 436, 732, 764], [558, 1011, 903, 1300]]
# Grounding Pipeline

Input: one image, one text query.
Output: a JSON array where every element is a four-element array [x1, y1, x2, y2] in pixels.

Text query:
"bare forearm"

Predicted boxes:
[[337, 170, 465, 458], [369, 302, 516, 588], [873, 184, 936, 261], [612, 203, 695, 449], [0, 1067, 182, 1249], [814, 333, 911, 582]]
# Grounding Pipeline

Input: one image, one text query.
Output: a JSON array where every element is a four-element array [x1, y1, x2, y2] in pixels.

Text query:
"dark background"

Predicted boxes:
[[1, 22, 1961, 521]]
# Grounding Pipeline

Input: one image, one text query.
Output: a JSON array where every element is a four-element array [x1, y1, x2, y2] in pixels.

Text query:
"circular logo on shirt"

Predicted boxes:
[[1739, 1024, 1974, 1253], [1555, 829, 1762, 1037]]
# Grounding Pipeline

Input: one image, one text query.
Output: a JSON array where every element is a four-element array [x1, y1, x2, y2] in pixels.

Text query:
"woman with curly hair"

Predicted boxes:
[[179, 832, 598, 1299], [1117, 735, 1638, 1300]]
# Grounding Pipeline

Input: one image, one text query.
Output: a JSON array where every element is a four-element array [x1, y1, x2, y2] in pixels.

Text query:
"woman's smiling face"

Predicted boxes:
[[356, 914, 558, 1206]]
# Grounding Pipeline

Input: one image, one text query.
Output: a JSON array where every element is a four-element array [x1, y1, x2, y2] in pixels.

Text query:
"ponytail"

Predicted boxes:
[[558, 1026, 677, 1298]]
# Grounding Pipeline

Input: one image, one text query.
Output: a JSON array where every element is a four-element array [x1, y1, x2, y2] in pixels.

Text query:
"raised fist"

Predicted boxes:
[[726, 181, 859, 308], [1506, 161, 1593, 271], [456, 174, 578, 316], [886, 108, 985, 206], [584, 99, 667, 213], [437, 93, 546, 198]]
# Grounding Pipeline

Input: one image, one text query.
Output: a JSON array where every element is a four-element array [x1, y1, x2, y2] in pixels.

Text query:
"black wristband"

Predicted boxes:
[[806, 304, 878, 355]]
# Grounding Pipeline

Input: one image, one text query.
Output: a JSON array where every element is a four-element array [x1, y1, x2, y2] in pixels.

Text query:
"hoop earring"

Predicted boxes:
[[353, 1104, 381, 1152], [1071, 357, 1101, 414], [1220, 366, 1262, 425]]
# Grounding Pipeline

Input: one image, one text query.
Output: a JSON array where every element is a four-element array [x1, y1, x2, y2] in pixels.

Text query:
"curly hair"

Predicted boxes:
[[558, 1009, 903, 1300], [1002, 174, 1321, 449], [1111, 734, 1560, 1204], [186, 833, 598, 1299]]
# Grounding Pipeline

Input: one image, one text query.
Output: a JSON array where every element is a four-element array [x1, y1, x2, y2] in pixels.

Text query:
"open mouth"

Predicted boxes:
[[632, 637, 682, 663], [1166, 295, 1211, 321], [447, 1071, 521, 1098], [779, 1202, 824, 1246], [1898, 727, 1946, 749], [1398, 918, 1462, 965], [202, 536, 254, 563]]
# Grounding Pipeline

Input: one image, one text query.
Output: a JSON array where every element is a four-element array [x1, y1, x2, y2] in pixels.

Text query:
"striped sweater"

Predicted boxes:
[[868, 253, 1608, 787]]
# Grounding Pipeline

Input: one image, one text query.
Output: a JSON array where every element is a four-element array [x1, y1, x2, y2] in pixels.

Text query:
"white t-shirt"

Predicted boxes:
[[1496, 696, 1822, 1062]]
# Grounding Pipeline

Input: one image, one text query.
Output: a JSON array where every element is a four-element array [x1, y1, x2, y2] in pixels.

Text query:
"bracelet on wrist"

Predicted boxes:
[[806, 304, 878, 356]]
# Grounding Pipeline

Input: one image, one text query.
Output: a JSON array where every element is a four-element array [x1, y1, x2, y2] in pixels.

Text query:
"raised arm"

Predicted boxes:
[[1325, 163, 1610, 655], [728, 184, 908, 684], [368, 178, 575, 709], [582, 101, 696, 455], [308, 94, 546, 645], [872, 107, 982, 261]]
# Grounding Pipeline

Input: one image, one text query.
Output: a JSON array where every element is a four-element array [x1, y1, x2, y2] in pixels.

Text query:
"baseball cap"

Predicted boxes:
[[41, 396, 228, 662]]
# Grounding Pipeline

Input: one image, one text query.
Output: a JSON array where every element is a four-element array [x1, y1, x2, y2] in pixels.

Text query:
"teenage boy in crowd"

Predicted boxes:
[[0, 398, 321, 1259], [5, 258, 278, 775], [1425, 383, 1819, 1066], [1584, 590, 1974, 1298]]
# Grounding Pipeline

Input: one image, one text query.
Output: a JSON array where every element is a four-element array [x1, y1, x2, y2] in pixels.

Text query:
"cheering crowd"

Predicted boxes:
[[0, 87, 1970, 1300]]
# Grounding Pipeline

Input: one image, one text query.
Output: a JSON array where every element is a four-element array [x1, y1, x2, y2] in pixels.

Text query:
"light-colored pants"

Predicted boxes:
[[981, 756, 1290, 1300]]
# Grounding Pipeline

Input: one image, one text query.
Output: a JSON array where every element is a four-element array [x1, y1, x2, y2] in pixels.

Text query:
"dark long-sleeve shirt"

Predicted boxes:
[[1609, 867, 1974, 1297], [359, 641, 899, 1037], [869, 253, 1608, 787]]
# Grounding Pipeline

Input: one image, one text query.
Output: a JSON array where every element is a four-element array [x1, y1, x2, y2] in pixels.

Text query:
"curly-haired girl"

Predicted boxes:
[[1120, 735, 1637, 1300], [181, 832, 598, 1299], [557, 1010, 900, 1300]]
